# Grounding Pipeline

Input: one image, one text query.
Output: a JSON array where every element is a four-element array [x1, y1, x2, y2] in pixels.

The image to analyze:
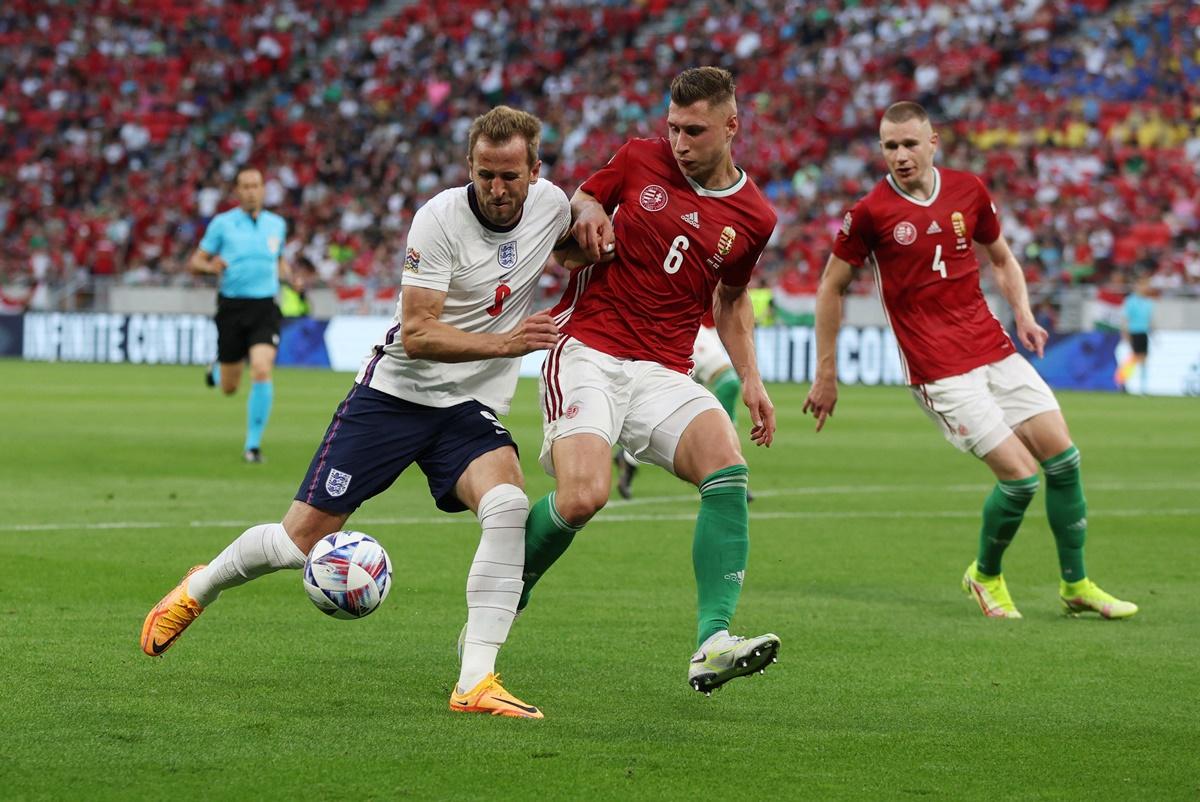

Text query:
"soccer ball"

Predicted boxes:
[[302, 531, 392, 620]]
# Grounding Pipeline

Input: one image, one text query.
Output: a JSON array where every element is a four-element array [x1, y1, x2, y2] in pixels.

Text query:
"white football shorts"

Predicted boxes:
[[690, 324, 732, 386], [538, 336, 721, 476], [911, 353, 1060, 458]]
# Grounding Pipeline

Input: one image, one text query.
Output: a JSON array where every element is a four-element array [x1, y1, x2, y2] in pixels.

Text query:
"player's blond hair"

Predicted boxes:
[[468, 106, 542, 167], [669, 67, 736, 108], [882, 101, 930, 126]]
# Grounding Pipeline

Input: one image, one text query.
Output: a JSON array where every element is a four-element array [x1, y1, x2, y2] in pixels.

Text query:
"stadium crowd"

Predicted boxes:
[[2, 0, 1198, 313]]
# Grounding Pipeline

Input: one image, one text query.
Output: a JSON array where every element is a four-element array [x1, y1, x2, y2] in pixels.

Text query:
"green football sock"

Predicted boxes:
[[709, 369, 741, 426], [518, 492, 582, 611], [1042, 445, 1088, 582], [693, 465, 750, 647], [976, 476, 1039, 576]]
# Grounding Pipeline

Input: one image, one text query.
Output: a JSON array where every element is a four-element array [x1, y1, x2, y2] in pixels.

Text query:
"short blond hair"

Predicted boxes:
[[468, 106, 542, 167], [669, 67, 736, 108], [882, 101, 930, 126]]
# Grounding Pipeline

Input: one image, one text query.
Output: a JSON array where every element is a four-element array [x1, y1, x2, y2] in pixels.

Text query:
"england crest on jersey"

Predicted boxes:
[[325, 468, 352, 497], [498, 240, 518, 270]]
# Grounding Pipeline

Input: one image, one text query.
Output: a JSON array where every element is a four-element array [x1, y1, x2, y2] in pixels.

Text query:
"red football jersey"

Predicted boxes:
[[832, 167, 1014, 385], [553, 138, 777, 372]]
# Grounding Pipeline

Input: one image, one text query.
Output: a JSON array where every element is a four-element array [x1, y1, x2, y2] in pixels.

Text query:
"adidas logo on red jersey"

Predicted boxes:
[[926, 220, 942, 234], [681, 211, 700, 229]]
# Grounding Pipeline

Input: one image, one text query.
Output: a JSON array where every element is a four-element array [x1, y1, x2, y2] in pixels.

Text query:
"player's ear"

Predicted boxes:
[[726, 113, 738, 141], [529, 159, 542, 183]]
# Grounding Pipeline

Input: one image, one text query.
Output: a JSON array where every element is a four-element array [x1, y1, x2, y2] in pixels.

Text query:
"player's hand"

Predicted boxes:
[[505, 310, 559, 355], [802, 375, 838, 432], [192, 256, 226, 275], [571, 205, 616, 264], [554, 234, 609, 270], [742, 378, 776, 447], [1015, 315, 1048, 359]]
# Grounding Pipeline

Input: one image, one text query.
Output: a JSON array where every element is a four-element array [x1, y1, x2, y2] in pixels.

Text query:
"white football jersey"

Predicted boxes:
[[356, 179, 570, 414], [690, 324, 731, 386]]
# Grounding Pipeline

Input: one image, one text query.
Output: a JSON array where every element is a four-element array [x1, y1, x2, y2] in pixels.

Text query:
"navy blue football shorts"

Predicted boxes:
[[295, 382, 517, 514]]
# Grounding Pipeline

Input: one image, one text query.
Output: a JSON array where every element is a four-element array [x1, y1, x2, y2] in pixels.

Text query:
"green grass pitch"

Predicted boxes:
[[1, 361, 1197, 800]]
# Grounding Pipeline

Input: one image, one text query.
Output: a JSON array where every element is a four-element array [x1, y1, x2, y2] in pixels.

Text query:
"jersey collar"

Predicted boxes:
[[683, 166, 748, 198], [467, 184, 522, 233], [886, 167, 940, 207], [234, 207, 269, 227]]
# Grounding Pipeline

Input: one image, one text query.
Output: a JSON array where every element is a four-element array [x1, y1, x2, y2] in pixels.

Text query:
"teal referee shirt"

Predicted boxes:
[[1122, 293, 1154, 334], [199, 208, 287, 299]]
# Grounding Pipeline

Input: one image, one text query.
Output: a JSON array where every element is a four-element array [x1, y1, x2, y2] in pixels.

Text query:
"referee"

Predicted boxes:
[[1119, 272, 1155, 394], [189, 167, 290, 463]]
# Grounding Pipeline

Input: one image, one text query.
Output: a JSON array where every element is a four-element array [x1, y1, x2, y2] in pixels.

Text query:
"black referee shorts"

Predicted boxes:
[[215, 295, 282, 364], [1130, 332, 1149, 356]]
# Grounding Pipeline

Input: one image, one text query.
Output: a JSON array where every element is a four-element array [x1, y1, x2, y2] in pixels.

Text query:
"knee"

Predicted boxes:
[[692, 448, 745, 484], [554, 483, 608, 526], [715, 451, 746, 471], [250, 366, 272, 383], [281, 520, 321, 556], [478, 482, 529, 518], [1042, 444, 1081, 486]]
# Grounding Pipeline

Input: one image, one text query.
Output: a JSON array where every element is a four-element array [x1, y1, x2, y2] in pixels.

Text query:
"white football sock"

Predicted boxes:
[[458, 483, 528, 693], [699, 629, 732, 652], [188, 522, 306, 607]]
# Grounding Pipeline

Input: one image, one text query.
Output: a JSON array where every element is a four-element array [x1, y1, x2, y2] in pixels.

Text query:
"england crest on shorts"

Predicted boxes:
[[325, 468, 352, 497], [498, 240, 518, 270]]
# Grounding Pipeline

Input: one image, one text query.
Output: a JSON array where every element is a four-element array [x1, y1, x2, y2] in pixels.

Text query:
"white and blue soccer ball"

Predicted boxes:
[[303, 531, 392, 620]]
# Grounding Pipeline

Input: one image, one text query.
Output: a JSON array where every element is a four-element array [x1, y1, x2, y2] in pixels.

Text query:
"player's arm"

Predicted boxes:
[[713, 281, 775, 447], [982, 234, 1047, 358], [552, 231, 612, 271], [568, 189, 616, 263], [188, 248, 226, 275], [802, 254, 854, 432], [400, 286, 559, 362], [277, 255, 293, 285], [276, 220, 294, 284]]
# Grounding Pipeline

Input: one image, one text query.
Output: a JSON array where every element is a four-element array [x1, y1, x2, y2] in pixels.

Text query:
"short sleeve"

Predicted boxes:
[[400, 203, 455, 293], [272, 215, 287, 256], [551, 183, 572, 246], [721, 211, 777, 288], [199, 216, 223, 254], [973, 177, 1001, 245], [579, 141, 633, 213], [831, 200, 876, 267]]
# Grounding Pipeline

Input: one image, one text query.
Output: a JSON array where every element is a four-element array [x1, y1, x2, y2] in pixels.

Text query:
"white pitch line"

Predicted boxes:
[[5, 481, 1190, 533], [604, 480, 1200, 508], [3, 507, 1197, 533], [596, 508, 1200, 523]]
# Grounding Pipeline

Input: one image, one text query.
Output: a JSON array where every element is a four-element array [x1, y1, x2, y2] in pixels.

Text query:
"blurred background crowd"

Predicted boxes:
[[2, 0, 1197, 317]]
